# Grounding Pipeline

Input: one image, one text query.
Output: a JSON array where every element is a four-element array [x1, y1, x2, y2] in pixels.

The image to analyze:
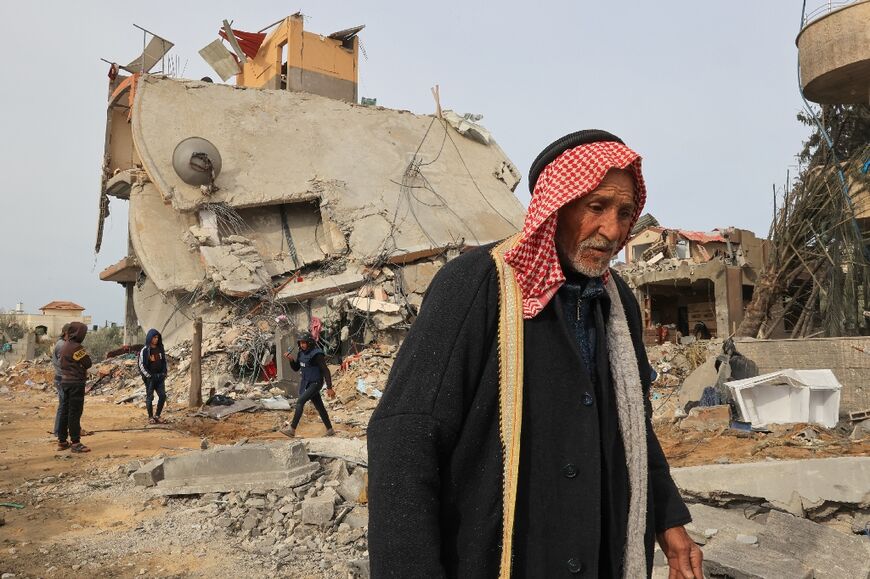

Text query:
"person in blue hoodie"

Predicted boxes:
[[281, 332, 335, 437], [138, 329, 168, 424]]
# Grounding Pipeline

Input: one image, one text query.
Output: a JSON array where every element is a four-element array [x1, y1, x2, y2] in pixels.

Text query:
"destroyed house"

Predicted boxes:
[[620, 218, 769, 343], [95, 15, 525, 364]]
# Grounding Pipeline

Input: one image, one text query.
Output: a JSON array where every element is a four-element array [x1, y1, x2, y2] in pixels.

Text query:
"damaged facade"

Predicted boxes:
[[96, 15, 524, 391], [618, 215, 769, 343]]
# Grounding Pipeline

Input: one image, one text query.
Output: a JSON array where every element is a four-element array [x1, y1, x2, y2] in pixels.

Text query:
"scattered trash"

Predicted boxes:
[[259, 395, 293, 411], [355, 378, 382, 400]]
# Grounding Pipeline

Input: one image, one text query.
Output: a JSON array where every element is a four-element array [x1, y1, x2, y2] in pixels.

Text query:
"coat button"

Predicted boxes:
[[581, 392, 594, 406], [567, 558, 584, 574], [562, 463, 578, 478]]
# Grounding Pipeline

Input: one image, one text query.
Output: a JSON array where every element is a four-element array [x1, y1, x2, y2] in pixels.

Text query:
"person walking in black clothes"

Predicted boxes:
[[58, 322, 92, 453], [281, 333, 335, 437], [138, 329, 168, 424]]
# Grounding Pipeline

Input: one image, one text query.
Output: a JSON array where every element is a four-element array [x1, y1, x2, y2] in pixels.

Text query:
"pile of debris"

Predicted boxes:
[[660, 457, 870, 578], [131, 440, 371, 576], [647, 339, 719, 388]]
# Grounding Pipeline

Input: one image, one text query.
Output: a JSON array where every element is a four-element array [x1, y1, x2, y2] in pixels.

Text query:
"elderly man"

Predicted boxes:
[[367, 130, 702, 578]]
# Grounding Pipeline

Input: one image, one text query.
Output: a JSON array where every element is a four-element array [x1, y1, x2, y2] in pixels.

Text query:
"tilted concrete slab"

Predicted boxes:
[[690, 503, 870, 579], [672, 457, 870, 516], [129, 182, 205, 293], [758, 510, 870, 579], [129, 76, 523, 252], [276, 270, 366, 303], [132, 276, 230, 348], [146, 442, 320, 496]]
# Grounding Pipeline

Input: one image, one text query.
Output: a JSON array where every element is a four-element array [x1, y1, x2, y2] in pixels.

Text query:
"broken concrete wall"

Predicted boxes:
[[102, 74, 526, 362], [734, 336, 870, 412]]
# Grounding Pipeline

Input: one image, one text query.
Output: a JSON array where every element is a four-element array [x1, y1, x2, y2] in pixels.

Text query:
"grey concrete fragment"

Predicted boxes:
[[324, 459, 349, 483], [150, 442, 319, 496], [337, 468, 367, 503], [672, 457, 870, 516], [301, 496, 334, 527], [678, 356, 718, 409], [343, 506, 368, 529], [399, 261, 442, 295], [276, 271, 366, 303], [758, 510, 870, 579], [304, 437, 368, 465], [133, 458, 165, 487], [702, 540, 812, 579], [735, 533, 757, 545]]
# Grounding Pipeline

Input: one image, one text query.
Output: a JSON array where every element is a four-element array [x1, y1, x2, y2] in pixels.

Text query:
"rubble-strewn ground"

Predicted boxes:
[[2, 343, 868, 578]]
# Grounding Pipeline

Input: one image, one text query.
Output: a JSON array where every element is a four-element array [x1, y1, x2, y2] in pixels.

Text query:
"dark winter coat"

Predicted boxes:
[[60, 322, 92, 384], [367, 245, 690, 578], [138, 329, 167, 379]]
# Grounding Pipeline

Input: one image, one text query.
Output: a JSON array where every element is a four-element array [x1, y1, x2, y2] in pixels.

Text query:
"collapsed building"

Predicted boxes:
[[618, 215, 769, 343], [95, 14, 524, 389]]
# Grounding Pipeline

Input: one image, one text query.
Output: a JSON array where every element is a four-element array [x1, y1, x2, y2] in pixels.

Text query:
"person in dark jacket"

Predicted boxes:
[[367, 131, 702, 578], [138, 329, 168, 424], [281, 333, 335, 437], [58, 321, 92, 453], [50, 323, 70, 438]]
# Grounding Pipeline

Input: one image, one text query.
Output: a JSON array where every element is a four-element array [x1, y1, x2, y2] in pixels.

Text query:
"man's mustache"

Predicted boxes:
[[578, 237, 616, 254]]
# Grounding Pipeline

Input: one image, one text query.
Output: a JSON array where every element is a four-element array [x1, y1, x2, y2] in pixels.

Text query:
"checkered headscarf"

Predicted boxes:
[[504, 140, 647, 319]]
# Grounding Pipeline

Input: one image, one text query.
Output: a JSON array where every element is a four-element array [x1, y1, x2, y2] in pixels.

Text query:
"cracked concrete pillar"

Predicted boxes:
[[123, 282, 138, 345]]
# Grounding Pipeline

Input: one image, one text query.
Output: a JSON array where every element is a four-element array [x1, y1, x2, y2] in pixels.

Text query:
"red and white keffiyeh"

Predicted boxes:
[[504, 141, 647, 319]]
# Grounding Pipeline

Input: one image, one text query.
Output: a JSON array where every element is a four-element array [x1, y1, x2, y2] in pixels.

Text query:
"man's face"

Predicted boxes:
[[555, 169, 636, 277], [299, 340, 310, 351], [150, 335, 159, 347]]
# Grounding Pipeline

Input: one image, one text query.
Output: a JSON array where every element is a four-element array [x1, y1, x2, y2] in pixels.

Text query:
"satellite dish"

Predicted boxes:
[[172, 137, 222, 186]]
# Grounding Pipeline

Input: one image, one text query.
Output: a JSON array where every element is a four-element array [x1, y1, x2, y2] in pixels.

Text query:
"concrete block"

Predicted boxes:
[[133, 458, 165, 487], [702, 540, 812, 579], [678, 356, 719, 409], [758, 510, 870, 579], [304, 437, 368, 466], [400, 261, 441, 295], [338, 468, 367, 503], [150, 442, 319, 496], [343, 506, 368, 529], [301, 496, 334, 527], [679, 405, 731, 431], [672, 457, 870, 516]]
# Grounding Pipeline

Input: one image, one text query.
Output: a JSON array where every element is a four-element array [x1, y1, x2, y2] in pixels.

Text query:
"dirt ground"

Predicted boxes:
[[0, 381, 359, 578], [1, 365, 867, 578]]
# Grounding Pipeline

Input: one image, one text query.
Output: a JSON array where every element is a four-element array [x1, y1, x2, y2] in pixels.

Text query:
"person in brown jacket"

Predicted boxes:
[[58, 322, 92, 452]]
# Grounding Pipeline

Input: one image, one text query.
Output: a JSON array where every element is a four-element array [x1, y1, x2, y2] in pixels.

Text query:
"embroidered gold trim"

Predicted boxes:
[[491, 233, 524, 579]]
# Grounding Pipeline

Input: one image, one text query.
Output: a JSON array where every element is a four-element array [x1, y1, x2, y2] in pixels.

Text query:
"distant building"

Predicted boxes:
[[617, 217, 769, 344], [10, 301, 92, 337]]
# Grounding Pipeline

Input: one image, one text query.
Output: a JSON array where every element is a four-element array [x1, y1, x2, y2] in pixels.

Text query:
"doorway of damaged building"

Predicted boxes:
[[640, 279, 755, 345]]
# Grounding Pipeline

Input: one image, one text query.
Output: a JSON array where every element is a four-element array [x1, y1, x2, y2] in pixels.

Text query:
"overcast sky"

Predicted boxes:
[[0, 1, 817, 325]]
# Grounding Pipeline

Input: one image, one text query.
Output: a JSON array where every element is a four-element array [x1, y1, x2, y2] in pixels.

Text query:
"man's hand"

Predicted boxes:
[[283, 352, 294, 362], [657, 526, 703, 579], [325, 386, 336, 399]]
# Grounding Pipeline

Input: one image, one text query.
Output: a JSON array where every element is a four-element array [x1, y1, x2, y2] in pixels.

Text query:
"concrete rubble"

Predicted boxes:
[[135, 442, 321, 495], [137, 448, 372, 576], [671, 457, 870, 517], [98, 74, 526, 351], [657, 504, 870, 579]]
